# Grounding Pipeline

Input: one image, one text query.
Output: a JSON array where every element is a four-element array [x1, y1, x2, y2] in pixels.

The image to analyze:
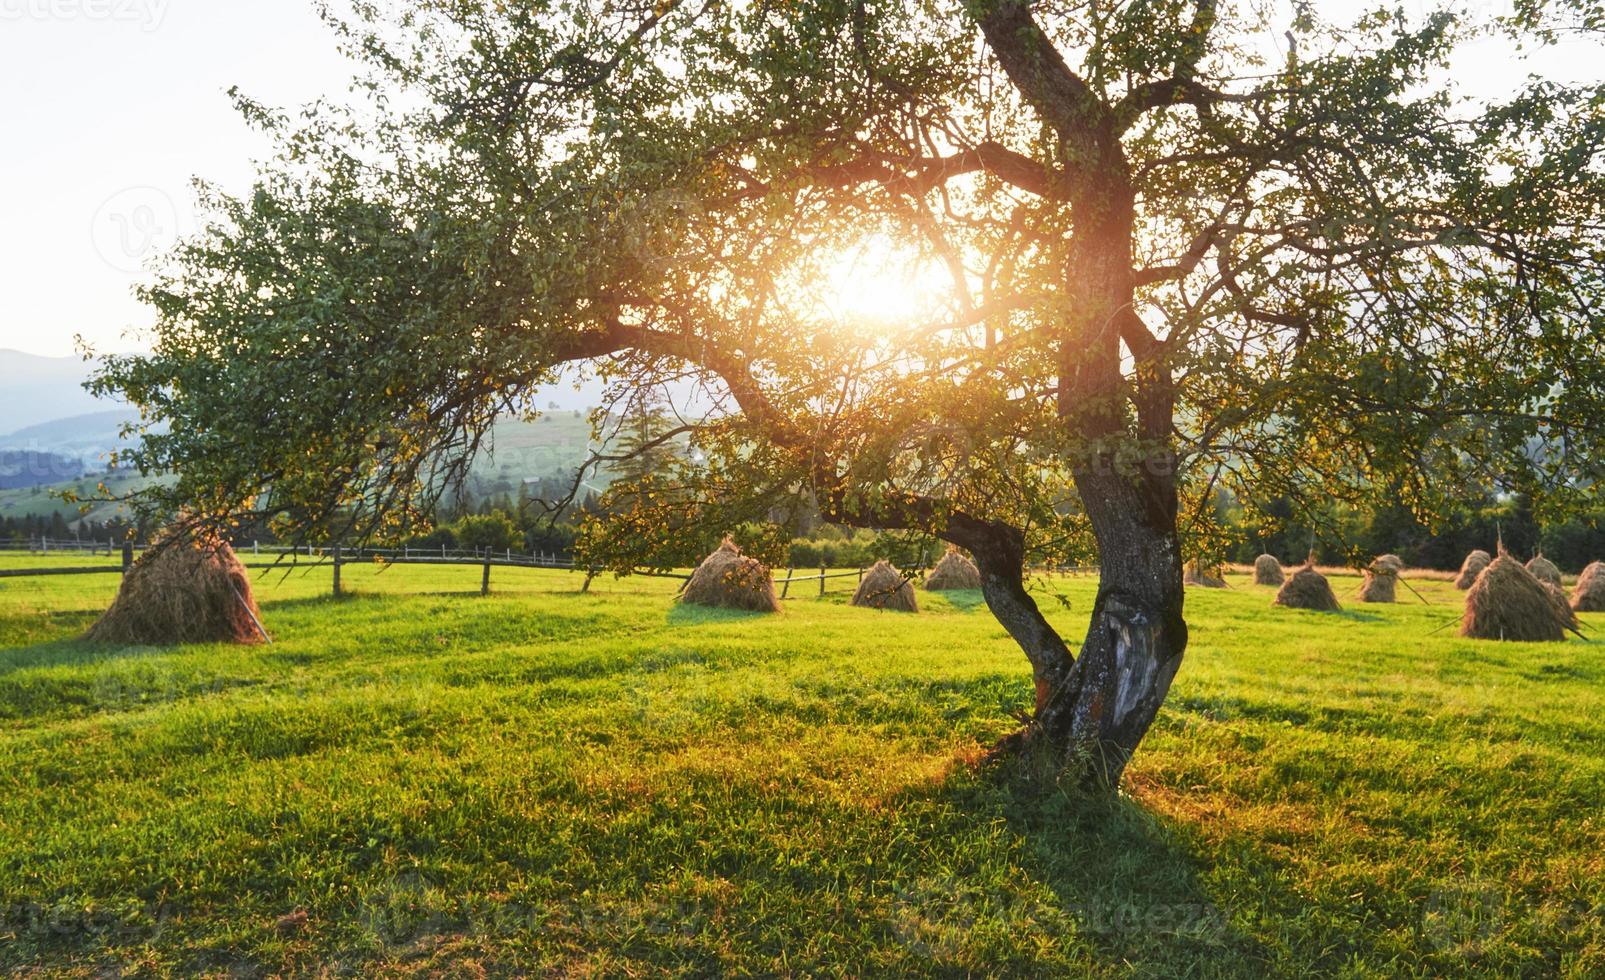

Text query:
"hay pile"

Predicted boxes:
[[1184, 560, 1226, 589], [925, 547, 981, 591], [1525, 554, 1563, 588], [1454, 550, 1492, 590], [1571, 561, 1605, 613], [680, 537, 779, 612], [1547, 583, 1581, 633], [85, 536, 264, 645], [1274, 565, 1341, 611], [1359, 558, 1398, 603], [1252, 554, 1284, 586], [1460, 553, 1567, 642], [852, 560, 918, 612]]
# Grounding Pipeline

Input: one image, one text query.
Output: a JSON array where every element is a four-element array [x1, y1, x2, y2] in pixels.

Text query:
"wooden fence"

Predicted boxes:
[[0, 543, 913, 600], [2, 538, 1100, 597]]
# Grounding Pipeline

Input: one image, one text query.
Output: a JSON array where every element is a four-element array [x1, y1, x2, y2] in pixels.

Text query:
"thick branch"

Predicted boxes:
[[971, 0, 1112, 174], [551, 313, 801, 447], [737, 141, 1067, 201]]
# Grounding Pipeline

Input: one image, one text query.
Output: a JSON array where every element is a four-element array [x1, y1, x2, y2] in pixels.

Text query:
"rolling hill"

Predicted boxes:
[[0, 413, 622, 524]]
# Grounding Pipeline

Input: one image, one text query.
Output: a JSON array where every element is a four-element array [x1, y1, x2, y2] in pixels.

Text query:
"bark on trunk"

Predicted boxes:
[[955, 492, 1185, 791], [1054, 465, 1187, 789]]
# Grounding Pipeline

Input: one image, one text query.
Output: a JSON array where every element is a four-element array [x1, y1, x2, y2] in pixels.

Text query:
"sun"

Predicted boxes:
[[817, 234, 954, 331]]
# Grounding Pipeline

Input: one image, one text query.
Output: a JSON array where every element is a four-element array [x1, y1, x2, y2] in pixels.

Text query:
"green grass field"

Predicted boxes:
[[1, 556, 1601, 976]]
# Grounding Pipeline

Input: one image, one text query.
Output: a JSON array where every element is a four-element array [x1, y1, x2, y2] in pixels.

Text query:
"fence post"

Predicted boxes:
[[332, 544, 343, 598], [781, 568, 793, 599], [481, 548, 492, 596], [442, 542, 448, 558], [858, 565, 866, 582], [121, 543, 134, 574], [254, 540, 259, 556], [819, 565, 826, 597]]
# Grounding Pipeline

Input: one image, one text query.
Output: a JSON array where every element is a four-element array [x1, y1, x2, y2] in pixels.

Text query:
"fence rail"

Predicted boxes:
[[0, 538, 127, 554], [1, 540, 1101, 595], [0, 546, 893, 599]]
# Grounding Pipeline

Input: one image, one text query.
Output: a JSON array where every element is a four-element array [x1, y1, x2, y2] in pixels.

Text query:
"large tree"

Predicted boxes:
[[96, 0, 1604, 788]]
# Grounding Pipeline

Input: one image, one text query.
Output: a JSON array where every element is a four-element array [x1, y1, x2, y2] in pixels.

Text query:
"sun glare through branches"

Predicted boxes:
[[815, 234, 954, 335]]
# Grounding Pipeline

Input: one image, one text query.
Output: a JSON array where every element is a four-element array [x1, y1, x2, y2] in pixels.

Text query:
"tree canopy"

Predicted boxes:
[[94, 0, 1605, 785]]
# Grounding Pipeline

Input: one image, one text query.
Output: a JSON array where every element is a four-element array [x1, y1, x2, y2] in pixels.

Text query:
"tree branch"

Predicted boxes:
[[970, 0, 1112, 174]]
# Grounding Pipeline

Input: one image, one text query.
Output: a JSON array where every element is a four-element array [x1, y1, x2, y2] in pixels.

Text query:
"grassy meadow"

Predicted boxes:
[[0, 554, 1602, 976]]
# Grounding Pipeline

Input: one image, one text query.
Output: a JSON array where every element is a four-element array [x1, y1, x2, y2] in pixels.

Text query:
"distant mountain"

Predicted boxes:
[[0, 449, 84, 490], [0, 409, 148, 467], [0, 413, 616, 524], [0, 352, 705, 522], [0, 349, 123, 434]]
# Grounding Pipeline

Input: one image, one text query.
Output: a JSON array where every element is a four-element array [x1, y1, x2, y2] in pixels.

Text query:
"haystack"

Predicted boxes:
[[1252, 554, 1284, 586], [84, 536, 264, 645], [1359, 558, 1398, 603], [852, 560, 918, 612], [1184, 560, 1226, 589], [1571, 561, 1605, 613], [1546, 583, 1581, 633], [1454, 550, 1492, 590], [1274, 565, 1341, 611], [1374, 554, 1405, 573], [925, 546, 981, 591], [1460, 553, 1566, 642], [1525, 554, 1563, 588], [680, 537, 779, 612]]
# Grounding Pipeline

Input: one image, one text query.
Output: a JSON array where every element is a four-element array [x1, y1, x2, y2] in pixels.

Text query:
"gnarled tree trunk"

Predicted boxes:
[[955, 472, 1186, 791], [938, 100, 1189, 787]]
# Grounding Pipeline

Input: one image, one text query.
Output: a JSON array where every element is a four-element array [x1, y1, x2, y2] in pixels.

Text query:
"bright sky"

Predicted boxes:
[[0, 2, 1594, 359], [0, 0, 351, 358]]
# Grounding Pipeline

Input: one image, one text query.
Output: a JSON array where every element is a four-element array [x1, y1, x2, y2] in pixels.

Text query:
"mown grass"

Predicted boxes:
[[0, 556, 1602, 976]]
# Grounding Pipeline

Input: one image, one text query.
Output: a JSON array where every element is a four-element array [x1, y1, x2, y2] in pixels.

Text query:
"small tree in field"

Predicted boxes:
[[95, 0, 1604, 789]]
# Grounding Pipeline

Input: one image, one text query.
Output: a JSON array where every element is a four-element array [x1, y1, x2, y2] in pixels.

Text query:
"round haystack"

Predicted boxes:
[[680, 537, 779, 613], [1274, 565, 1341, 612], [1184, 560, 1226, 589], [1454, 550, 1492, 590], [1359, 560, 1398, 604], [1545, 583, 1581, 633], [852, 560, 918, 612], [1460, 553, 1566, 642], [1525, 554, 1563, 588], [1571, 561, 1605, 613], [925, 546, 981, 591], [84, 536, 264, 645], [1253, 554, 1284, 586]]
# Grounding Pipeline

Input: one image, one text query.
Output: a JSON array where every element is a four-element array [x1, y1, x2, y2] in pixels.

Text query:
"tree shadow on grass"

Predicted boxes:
[[548, 737, 1281, 976], [665, 602, 775, 627], [1331, 609, 1386, 623], [876, 761, 1275, 972], [0, 609, 103, 658], [0, 634, 129, 676], [929, 588, 987, 612]]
